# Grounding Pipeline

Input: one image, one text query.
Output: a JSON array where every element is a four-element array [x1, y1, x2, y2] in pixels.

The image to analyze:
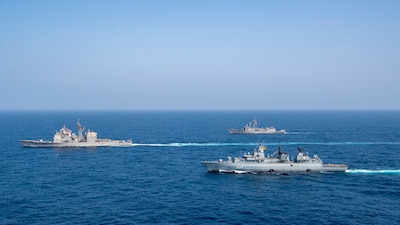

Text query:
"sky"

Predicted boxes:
[[1, 0, 399, 110]]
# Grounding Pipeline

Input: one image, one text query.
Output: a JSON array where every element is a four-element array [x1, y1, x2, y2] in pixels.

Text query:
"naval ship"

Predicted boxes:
[[229, 118, 286, 134], [201, 144, 348, 173], [20, 120, 132, 148]]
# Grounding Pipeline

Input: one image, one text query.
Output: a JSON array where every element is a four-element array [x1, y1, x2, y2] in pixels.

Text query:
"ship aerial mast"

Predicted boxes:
[[252, 118, 258, 127], [77, 119, 85, 141]]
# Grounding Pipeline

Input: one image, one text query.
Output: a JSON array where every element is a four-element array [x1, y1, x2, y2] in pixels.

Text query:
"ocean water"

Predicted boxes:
[[1, 111, 400, 224]]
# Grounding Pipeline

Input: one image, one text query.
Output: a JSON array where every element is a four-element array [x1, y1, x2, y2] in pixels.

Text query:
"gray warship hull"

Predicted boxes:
[[20, 119, 132, 148], [20, 139, 132, 148], [201, 161, 348, 173], [229, 128, 287, 134], [229, 118, 286, 134], [202, 144, 348, 173]]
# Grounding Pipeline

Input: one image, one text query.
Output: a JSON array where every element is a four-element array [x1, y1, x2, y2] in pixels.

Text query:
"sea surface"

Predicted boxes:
[[1, 111, 400, 224]]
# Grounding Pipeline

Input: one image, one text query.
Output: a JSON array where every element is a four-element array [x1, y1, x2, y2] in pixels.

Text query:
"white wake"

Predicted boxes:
[[131, 141, 400, 147], [345, 169, 400, 174]]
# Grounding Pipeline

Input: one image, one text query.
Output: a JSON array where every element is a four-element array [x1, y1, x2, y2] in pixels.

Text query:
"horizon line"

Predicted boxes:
[[1, 109, 400, 112]]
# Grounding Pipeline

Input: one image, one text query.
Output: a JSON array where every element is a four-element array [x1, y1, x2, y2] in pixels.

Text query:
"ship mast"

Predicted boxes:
[[77, 119, 85, 141], [252, 118, 257, 127]]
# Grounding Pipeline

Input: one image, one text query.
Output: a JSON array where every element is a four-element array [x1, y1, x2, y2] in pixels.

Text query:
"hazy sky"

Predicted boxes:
[[1, 0, 399, 110]]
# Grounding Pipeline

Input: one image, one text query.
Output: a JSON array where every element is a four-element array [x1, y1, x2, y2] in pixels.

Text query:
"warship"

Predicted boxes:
[[201, 144, 348, 173], [229, 118, 286, 134], [20, 120, 132, 148]]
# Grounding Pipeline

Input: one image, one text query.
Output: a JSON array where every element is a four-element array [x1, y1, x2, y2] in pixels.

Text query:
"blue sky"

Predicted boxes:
[[1, 0, 399, 110]]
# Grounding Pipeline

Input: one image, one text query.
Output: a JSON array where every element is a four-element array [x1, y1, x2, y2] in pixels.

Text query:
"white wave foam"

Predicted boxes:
[[132, 141, 400, 147], [132, 142, 259, 147], [346, 169, 400, 174]]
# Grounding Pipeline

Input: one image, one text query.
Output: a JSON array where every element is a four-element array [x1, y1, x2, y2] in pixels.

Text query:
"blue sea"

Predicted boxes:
[[1, 111, 400, 224]]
